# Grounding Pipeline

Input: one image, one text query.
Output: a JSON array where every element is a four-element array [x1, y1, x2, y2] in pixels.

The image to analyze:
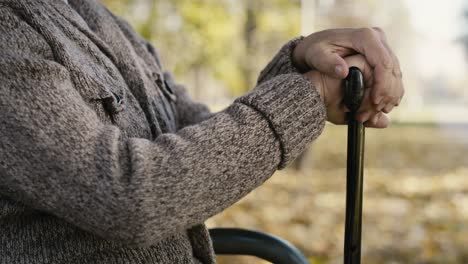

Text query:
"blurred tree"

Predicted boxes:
[[100, 0, 300, 98]]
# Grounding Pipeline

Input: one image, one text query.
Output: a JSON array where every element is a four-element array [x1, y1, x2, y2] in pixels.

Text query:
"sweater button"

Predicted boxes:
[[103, 92, 125, 114], [163, 79, 177, 102]]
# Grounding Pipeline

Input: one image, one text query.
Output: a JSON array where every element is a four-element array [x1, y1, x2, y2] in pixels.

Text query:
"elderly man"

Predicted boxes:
[[0, 0, 403, 263]]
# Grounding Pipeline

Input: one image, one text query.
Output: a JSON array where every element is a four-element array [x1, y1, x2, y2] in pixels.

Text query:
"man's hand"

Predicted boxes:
[[304, 54, 390, 128], [292, 28, 404, 114]]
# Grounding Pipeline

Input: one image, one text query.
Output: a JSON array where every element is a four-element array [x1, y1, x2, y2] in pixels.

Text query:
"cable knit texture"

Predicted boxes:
[[0, 0, 326, 263]]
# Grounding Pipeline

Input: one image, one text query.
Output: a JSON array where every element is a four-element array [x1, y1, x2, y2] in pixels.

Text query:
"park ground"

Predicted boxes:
[[208, 124, 468, 264]]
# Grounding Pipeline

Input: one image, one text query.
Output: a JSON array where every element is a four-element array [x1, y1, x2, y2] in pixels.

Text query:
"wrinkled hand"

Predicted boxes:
[[304, 54, 390, 128], [293, 28, 404, 114]]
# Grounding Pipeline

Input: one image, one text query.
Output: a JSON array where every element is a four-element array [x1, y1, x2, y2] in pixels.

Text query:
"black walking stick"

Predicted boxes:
[[343, 67, 365, 264], [210, 67, 367, 264]]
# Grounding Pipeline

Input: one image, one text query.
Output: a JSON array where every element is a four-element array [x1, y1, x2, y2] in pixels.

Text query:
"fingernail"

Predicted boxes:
[[335, 65, 343, 76], [374, 96, 383, 105], [377, 102, 386, 111], [358, 111, 371, 123]]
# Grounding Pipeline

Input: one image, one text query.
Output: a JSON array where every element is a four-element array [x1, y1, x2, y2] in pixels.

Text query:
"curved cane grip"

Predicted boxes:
[[344, 67, 365, 113]]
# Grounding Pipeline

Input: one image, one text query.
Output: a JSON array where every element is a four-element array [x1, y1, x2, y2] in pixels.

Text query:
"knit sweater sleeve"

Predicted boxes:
[[0, 22, 325, 248]]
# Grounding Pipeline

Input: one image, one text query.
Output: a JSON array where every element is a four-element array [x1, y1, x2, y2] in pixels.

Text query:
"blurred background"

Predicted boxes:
[[102, 0, 468, 263]]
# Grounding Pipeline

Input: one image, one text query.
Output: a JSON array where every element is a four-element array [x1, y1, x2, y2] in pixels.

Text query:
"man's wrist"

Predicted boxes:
[[303, 71, 326, 104]]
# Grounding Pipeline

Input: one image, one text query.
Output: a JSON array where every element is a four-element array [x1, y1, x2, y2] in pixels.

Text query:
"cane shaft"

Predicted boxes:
[[343, 67, 365, 264], [344, 116, 365, 264]]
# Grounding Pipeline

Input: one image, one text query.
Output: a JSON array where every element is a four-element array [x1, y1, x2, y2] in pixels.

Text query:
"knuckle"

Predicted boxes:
[[381, 52, 394, 69], [395, 96, 403, 106], [381, 55, 394, 69], [398, 90, 405, 101], [371, 92, 382, 104], [359, 27, 378, 40], [393, 54, 401, 66], [372, 27, 389, 41], [393, 69, 403, 78], [376, 89, 390, 98], [388, 94, 399, 102], [372, 26, 384, 35], [391, 58, 403, 76], [377, 54, 393, 71], [382, 106, 392, 114]]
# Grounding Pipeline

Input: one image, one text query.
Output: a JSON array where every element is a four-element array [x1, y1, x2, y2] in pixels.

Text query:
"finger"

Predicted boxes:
[[376, 101, 386, 111], [382, 103, 394, 114], [382, 84, 403, 113], [373, 27, 403, 79], [352, 88, 380, 124], [330, 28, 393, 71], [364, 112, 380, 127], [350, 28, 393, 71], [395, 96, 403, 107], [371, 27, 404, 106], [364, 112, 390, 128], [322, 28, 400, 108], [375, 113, 390, 128], [374, 72, 400, 111], [310, 50, 349, 79], [395, 78, 405, 105], [356, 110, 373, 123], [348, 28, 393, 105], [370, 65, 396, 106], [381, 77, 401, 113], [358, 87, 374, 111], [321, 28, 396, 104], [343, 54, 374, 88]]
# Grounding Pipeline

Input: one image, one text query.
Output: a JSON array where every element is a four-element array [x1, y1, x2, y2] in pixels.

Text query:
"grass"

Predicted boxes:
[[207, 124, 468, 264]]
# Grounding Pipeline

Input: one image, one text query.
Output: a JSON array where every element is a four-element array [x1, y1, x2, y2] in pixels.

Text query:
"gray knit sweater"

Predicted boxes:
[[0, 0, 326, 263]]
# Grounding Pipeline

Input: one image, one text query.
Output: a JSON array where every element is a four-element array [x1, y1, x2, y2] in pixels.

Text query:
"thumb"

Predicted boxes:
[[310, 51, 349, 79]]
